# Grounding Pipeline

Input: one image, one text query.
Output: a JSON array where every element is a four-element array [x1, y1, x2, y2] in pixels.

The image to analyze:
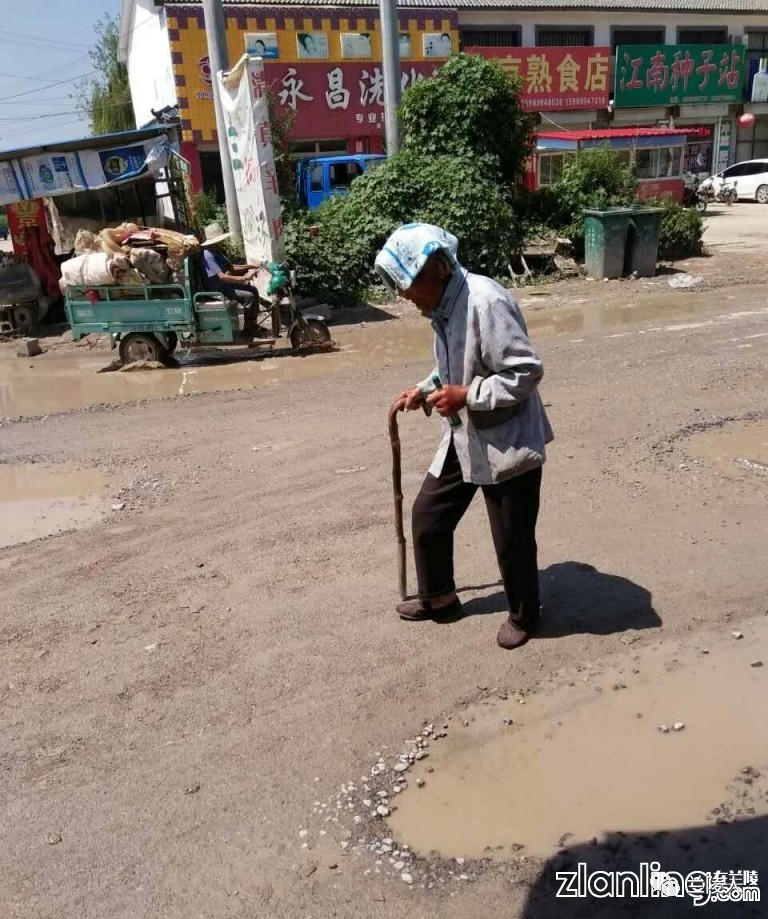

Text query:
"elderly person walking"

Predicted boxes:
[[376, 224, 553, 650]]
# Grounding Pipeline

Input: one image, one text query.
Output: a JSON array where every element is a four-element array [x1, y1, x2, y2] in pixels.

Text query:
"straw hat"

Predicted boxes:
[[202, 222, 231, 247]]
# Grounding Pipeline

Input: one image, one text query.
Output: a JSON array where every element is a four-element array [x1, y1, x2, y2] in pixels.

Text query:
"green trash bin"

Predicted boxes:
[[583, 208, 633, 280], [626, 206, 664, 277]]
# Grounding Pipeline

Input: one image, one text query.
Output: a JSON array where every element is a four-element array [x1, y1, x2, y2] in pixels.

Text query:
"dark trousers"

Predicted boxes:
[[412, 441, 542, 628], [225, 284, 256, 312]]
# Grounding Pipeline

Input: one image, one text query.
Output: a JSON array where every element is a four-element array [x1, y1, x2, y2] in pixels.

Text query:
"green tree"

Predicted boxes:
[[399, 53, 534, 187], [76, 15, 135, 136], [285, 151, 521, 303], [284, 53, 534, 303]]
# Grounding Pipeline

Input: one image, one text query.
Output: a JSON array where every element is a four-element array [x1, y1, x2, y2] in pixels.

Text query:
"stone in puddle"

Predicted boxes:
[[731, 631, 744, 640], [657, 725, 670, 734], [400, 872, 414, 884], [673, 722, 686, 732]]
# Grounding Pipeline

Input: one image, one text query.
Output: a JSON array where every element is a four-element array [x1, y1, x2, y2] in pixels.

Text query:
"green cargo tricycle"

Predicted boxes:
[[64, 257, 332, 364]]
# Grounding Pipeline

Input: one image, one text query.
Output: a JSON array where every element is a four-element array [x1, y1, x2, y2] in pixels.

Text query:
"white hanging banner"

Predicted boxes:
[[218, 55, 285, 265]]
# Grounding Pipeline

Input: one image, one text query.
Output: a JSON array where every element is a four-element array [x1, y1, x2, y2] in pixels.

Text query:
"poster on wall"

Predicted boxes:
[[217, 56, 285, 265], [423, 33, 453, 59], [340, 33, 372, 59], [18, 152, 85, 198], [0, 161, 24, 204], [0, 136, 169, 207], [715, 119, 734, 173], [245, 33, 279, 59], [399, 34, 412, 59], [297, 32, 329, 60]]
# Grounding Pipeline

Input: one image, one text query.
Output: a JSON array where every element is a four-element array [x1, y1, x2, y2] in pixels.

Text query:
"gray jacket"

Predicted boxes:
[[417, 268, 554, 485]]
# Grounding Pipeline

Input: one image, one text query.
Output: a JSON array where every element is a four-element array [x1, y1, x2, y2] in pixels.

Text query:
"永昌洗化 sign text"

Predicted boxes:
[[614, 45, 746, 108]]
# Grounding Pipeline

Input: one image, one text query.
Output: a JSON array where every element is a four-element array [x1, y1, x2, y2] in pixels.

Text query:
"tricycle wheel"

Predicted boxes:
[[119, 333, 168, 364], [290, 318, 331, 350], [165, 332, 178, 353]]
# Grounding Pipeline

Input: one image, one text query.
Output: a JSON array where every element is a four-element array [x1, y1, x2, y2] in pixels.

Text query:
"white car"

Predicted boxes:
[[700, 159, 768, 203]]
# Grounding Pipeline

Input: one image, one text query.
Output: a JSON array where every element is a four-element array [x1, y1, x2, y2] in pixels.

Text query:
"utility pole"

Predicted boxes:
[[202, 0, 242, 238], [379, 0, 401, 154]]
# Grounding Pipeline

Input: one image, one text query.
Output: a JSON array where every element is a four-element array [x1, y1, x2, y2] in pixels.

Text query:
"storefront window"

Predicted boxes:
[[636, 147, 681, 180], [460, 28, 522, 49], [684, 142, 713, 174], [746, 30, 768, 69], [536, 28, 593, 47], [677, 27, 727, 45], [539, 153, 566, 185], [736, 118, 768, 164]]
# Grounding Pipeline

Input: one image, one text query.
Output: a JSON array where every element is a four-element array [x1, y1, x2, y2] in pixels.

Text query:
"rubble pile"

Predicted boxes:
[[60, 222, 200, 294]]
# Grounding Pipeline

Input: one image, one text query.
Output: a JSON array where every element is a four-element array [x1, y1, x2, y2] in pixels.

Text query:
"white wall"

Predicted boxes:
[[458, 10, 757, 47], [126, 0, 177, 128]]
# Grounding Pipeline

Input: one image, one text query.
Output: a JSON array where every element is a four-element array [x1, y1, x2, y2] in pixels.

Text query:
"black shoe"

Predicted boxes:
[[396, 597, 463, 622]]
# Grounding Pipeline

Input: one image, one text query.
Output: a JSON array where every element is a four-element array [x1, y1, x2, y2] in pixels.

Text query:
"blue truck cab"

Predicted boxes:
[[296, 154, 386, 210]]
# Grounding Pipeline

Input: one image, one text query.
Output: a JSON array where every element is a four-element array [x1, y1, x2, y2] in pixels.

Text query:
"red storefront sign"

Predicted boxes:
[[463, 47, 611, 111], [264, 62, 438, 139]]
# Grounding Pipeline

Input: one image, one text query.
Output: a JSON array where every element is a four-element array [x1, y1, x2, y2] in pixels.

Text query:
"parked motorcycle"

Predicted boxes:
[[683, 172, 703, 208], [695, 180, 738, 213]]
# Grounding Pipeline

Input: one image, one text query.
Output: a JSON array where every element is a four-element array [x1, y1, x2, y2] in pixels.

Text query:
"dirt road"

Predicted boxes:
[[1, 234, 767, 918]]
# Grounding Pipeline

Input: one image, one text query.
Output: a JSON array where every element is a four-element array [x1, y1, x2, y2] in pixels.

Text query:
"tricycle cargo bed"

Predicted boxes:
[[66, 282, 195, 338]]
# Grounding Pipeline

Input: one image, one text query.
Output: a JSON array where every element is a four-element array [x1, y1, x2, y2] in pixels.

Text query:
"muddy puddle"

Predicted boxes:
[[523, 294, 699, 337], [0, 291, 742, 419], [686, 421, 768, 476], [387, 620, 768, 860], [0, 464, 106, 548], [0, 322, 433, 419]]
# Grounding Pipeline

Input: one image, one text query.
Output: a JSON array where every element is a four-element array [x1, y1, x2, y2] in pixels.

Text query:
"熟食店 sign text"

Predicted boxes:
[[463, 47, 611, 111], [615, 45, 746, 108]]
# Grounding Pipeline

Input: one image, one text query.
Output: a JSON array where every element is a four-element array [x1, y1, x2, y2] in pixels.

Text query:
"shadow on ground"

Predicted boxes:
[[461, 561, 661, 638], [521, 816, 767, 918]]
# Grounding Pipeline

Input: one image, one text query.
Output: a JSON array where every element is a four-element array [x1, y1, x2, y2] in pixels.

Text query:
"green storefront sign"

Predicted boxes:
[[615, 44, 746, 108]]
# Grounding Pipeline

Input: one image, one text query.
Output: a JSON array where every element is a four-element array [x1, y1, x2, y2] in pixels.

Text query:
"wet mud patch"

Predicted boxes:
[[646, 410, 768, 479], [686, 420, 768, 477], [0, 464, 106, 548], [296, 617, 768, 895]]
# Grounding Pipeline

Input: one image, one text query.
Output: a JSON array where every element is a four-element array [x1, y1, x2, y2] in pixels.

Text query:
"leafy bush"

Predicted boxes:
[[284, 151, 522, 303], [193, 191, 221, 230], [399, 53, 534, 187], [657, 199, 704, 261]]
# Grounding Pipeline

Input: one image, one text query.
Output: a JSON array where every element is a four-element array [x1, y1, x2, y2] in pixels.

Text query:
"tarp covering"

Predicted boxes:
[[0, 133, 170, 207]]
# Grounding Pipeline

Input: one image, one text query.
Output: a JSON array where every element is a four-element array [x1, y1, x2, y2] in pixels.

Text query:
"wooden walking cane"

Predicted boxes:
[[388, 399, 408, 601]]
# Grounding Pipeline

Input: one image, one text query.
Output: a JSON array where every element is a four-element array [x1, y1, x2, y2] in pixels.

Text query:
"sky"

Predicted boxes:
[[0, 0, 122, 152]]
